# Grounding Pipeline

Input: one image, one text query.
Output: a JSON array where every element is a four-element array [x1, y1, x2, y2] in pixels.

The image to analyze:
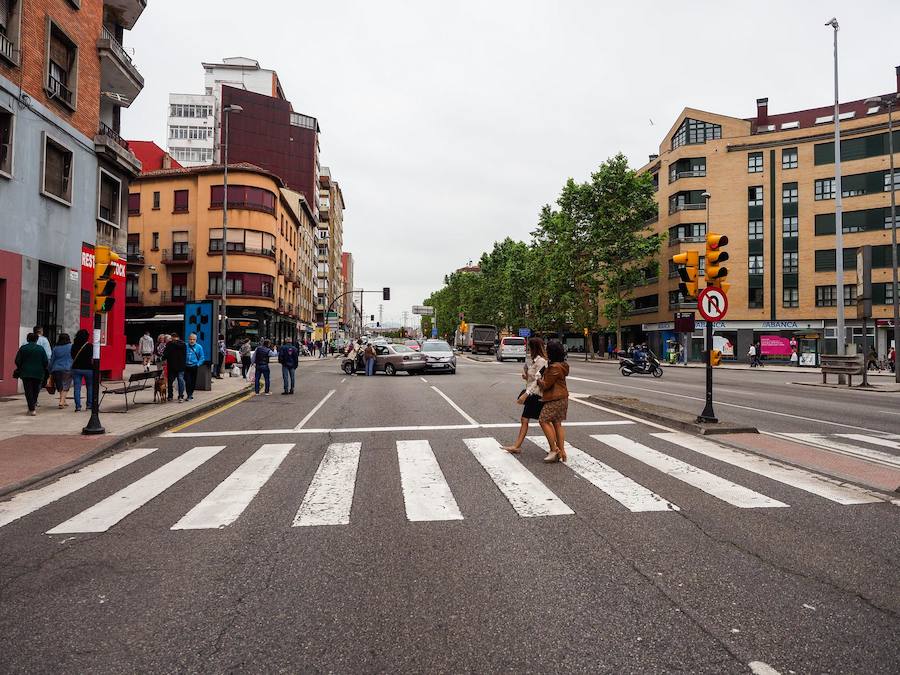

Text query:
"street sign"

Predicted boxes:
[[697, 287, 728, 322], [674, 312, 695, 333], [518, 328, 531, 338], [412, 305, 435, 316], [431, 327, 438, 338]]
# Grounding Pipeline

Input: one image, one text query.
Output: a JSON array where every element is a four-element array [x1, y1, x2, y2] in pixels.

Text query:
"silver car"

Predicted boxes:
[[496, 336, 527, 362], [421, 340, 457, 374]]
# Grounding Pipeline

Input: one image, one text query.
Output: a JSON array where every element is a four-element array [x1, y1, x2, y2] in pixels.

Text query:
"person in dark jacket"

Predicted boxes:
[[70, 329, 94, 412], [253, 339, 274, 395], [15, 333, 49, 416], [278, 340, 299, 394], [163, 332, 187, 402]]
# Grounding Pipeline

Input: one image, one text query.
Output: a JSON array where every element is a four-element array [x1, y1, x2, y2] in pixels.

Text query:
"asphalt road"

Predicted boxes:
[[1, 356, 898, 673]]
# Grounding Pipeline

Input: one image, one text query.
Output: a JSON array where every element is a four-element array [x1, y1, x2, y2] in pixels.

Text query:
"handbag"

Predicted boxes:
[[45, 378, 56, 395], [516, 388, 528, 405]]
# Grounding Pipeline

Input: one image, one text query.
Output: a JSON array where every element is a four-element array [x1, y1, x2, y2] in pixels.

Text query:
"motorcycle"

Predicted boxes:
[[619, 351, 663, 378]]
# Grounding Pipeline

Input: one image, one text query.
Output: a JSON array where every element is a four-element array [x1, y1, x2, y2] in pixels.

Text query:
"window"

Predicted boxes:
[[782, 287, 799, 308], [885, 171, 900, 192], [97, 169, 121, 226], [169, 125, 213, 141], [152, 191, 160, 209], [782, 252, 798, 274], [671, 118, 721, 149], [151, 232, 159, 250], [150, 273, 158, 292], [41, 133, 73, 204], [126, 233, 140, 257], [127, 192, 140, 216], [46, 20, 77, 110], [125, 277, 139, 299], [782, 216, 798, 238], [208, 229, 275, 257], [782, 147, 798, 169], [749, 255, 764, 274], [169, 103, 213, 118], [171, 272, 188, 300], [173, 189, 188, 213], [172, 231, 189, 258], [815, 178, 834, 200], [748, 220, 764, 240], [749, 288, 764, 308], [169, 147, 213, 163], [748, 152, 763, 173], [782, 182, 798, 204], [210, 185, 277, 214], [0, 0, 23, 66], [748, 186, 763, 206], [816, 285, 856, 307]]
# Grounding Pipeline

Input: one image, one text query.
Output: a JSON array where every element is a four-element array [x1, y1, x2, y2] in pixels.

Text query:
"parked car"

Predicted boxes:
[[421, 340, 457, 374], [404, 340, 422, 351], [496, 336, 527, 362], [341, 343, 427, 375]]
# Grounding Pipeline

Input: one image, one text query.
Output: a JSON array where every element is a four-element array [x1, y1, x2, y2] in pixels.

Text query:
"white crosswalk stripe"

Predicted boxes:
[[397, 440, 463, 522], [526, 436, 678, 512], [654, 433, 884, 505], [591, 434, 788, 509], [47, 446, 226, 534], [464, 437, 574, 517], [777, 433, 900, 469], [293, 442, 361, 527], [172, 443, 294, 530]]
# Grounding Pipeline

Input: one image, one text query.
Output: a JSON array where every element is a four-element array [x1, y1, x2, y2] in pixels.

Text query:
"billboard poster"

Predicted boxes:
[[760, 334, 792, 355], [712, 335, 734, 357], [184, 301, 214, 364]]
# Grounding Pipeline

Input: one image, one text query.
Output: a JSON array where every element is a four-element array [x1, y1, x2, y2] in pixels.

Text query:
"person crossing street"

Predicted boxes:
[[278, 340, 299, 394]]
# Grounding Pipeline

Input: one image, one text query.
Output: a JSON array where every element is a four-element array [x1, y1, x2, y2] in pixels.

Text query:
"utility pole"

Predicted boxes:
[[827, 18, 846, 361], [378, 304, 383, 326]]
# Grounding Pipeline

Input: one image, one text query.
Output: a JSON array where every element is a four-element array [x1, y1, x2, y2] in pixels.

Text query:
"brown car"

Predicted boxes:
[[341, 343, 427, 375]]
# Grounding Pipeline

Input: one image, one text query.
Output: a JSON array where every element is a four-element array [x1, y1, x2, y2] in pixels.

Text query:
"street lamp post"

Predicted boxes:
[[220, 104, 243, 352], [826, 18, 846, 359]]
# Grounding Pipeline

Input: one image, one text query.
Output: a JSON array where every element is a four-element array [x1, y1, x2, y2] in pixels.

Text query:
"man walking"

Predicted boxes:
[[163, 332, 187, 402], [239, 338, 252, 379], [278, 340, 299, 394], [213, 334, 226, 379], [139, 330, 155, 371], [253, 339, 274, 395], [185, 333, 205, 401]]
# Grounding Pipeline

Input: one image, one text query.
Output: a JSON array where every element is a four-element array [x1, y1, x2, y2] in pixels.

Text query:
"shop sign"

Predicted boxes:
[[760, 335, 792, 355]]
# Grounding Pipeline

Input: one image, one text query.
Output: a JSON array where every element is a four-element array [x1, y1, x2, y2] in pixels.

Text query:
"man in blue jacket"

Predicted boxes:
[[278, 340, 299, 395], [185, 332, 205, 401]]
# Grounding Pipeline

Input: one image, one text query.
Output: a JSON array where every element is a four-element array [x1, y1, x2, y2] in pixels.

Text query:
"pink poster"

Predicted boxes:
[[760, 335, 792, 355]]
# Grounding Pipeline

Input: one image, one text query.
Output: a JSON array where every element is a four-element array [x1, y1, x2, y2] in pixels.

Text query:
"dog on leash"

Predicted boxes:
[[155, 372, 167, 403]]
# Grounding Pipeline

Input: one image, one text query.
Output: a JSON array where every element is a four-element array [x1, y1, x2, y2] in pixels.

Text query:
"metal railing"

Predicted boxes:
[[48, 75, 74, 106], [161, 247, 193, 264], [161, 290, 194, 304], [125, 292, 143, 304], [126, 248, 144, 263], [0, 32, 15, 63], [101, 25, 134, 67], [669, 170, 706, 183], [98, 122, 130, 150], [669, 203, 706, 214]]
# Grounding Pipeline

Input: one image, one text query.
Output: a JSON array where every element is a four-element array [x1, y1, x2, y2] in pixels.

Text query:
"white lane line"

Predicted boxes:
[[172, 443, 294, 530], [431, 386, 479, 425], [420, 377, 428, 383], [569, 396, 673, 431], [293, 442, 361, 526], [749, 662, 782, 675], [592, 435, 788, 509], [464, 437, 573, 517], [340, 377, 346, 383], [479, 420, 634, 429], [655, 432, 885, 505], [773, 433, 900, 470], [877, 411, 900, 416], [0, 448, 156, 530], [293, 389, 336, 430], [397, 440, 463, 522], [836, 433, 900, 452], [527, 436, 678, 512], [47, 446, 226, 534]]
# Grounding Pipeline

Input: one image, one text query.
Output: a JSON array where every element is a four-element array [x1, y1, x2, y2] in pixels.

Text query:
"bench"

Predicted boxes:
[[100, 370, 164, 411], [820, 354, 864, 386]]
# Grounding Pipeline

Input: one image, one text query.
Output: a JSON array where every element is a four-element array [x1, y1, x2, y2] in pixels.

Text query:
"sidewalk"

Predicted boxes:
[[0, 364, 251, 497], [577, 355, 898, 377]]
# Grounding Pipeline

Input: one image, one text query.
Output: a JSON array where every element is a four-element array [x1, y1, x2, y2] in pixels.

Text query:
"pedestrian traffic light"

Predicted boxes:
[[383, 287, 390, 301], [672, 250, 699, 299], [93, 245, 121, 313], [705, 233, 730, 294], [709, 349, 723, 367]]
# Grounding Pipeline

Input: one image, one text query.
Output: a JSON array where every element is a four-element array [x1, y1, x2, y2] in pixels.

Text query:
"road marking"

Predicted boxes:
[[171, 443, 294, 530], [396, 440, 463, 522], [464, 437, 573, 517], [340, 377, 346, 383], [836, 433, 900, 452], [293, 389, 336, 430], [773, 433, 900, 470], [293, 442, 361, 526], [47, 446, 226, 534], [655, 433, 885, 505], [592, 435, 788, 508], [431, 386, 479, 425], [749, 662, 782, 675], [568, 395, 673, 431], [420, 377, 428, 383], [167, 391, 254, 433], [0, 448, 156, 530], [479, 420, 633, 429], [527, 436, 678, 512]]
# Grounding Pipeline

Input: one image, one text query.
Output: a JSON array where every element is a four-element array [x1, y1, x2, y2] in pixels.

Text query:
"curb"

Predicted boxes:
[[788, 381, 900, 393], [0, 383, 253, 499], [585, 395, 758, 436]]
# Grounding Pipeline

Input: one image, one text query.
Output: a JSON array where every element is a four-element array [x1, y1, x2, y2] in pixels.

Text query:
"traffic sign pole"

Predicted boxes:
[[695, 287, 728, 424], [697, 319, 717, 424]]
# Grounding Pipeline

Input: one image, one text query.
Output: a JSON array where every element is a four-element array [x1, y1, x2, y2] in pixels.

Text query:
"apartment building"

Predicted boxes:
[[341, 251, 354, 329], [280, 187, 318, 342], [126, 163, 305, 345], [0, 0, 145, 394], [317, 167, 345, 330], [624, 66, 900, 364]]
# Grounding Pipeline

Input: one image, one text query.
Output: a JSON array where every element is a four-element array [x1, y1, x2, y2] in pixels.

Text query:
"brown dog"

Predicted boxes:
[[155, 371, 167, 403]]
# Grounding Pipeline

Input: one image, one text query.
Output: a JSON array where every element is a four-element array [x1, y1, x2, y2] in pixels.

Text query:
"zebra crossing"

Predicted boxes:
[[0, 432, 895, 536], [771, 432, 900, 471]]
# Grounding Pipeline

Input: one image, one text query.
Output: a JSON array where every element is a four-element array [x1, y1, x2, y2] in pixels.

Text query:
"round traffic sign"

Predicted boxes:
[[697, 287, 728, 321]]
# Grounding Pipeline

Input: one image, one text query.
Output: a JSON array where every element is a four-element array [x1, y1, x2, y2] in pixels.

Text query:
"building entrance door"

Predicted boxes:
[[37, 262, 60, 344]]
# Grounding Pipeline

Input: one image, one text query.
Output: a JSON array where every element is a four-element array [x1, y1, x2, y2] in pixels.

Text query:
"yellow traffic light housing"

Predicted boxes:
[[672, 250, 699, 298], [709, 349, 722, 367], [705, 233, 729, 291], [93, 246, 121, 313]]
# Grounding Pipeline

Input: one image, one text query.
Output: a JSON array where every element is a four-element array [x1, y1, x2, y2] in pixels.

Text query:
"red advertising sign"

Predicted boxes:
[[80, 243, 126, 379], [759, 335, 792, 356]]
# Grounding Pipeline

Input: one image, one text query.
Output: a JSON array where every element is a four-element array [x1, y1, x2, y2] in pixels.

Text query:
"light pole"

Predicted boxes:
[[220, 104, 243, 351], [865, 92, 900, 382], [826, 18, 846, 358], [698, 191, 716, 423]]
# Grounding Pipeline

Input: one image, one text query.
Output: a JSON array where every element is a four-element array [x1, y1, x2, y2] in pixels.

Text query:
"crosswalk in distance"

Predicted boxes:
[[0, 433, 895, 536], [774, 432, 900, 471]]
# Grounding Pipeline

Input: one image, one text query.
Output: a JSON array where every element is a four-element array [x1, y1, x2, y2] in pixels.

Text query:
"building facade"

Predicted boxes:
[[126, 163, 304, 345], [280, 187, 317, 341], [317, 167, 345, 332], [0, 0, 144, 394], [624, 68, 900, 364], [341, 251, 354, 329]]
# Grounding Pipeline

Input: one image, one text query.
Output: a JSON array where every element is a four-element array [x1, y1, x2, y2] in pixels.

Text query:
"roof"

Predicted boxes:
[[134, 162, 284, 187], [127, 141, 183, 173], [748, 92, 899, 133]]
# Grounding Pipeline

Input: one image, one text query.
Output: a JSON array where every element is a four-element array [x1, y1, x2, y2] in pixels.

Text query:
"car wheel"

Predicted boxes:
[[385, 363, 397, 376], [342, 362, 353, 375]]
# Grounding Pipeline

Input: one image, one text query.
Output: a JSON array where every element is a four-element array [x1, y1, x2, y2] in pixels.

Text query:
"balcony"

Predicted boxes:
[[0, 31, 16, 66], [161, 246, 194, 265], [160, 290, 194, 304], [125, 291, 143, 305], [95, 122, 142, 176], [668, 202, 706, 215], [278, 299, 285, 312], [97, 24, 144, 103], [207, 289, 274, 301], [208, 242, 276, 259], [126, 248, 144, 266], [319, 209, 329, 222], [278, 261, 286, 276], [103, 0, 148, 30]]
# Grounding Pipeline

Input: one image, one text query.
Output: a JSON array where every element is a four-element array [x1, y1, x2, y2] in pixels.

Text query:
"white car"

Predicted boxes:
[[421, 340, 457, 374], [496, 336, 527, 362]]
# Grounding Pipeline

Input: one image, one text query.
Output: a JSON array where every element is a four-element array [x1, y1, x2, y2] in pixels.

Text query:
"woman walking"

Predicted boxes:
[[537, 340, 570, 463], [503, 337, 548, 454], [364, 343, 377, 376], [70, 329, 94, 412], [15, 333, 49, 416], [49, 333, 73, 408]]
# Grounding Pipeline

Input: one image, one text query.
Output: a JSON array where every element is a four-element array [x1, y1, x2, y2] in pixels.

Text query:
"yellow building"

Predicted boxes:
[[624, 70, 899, 363], [125, 163, 312, 344]]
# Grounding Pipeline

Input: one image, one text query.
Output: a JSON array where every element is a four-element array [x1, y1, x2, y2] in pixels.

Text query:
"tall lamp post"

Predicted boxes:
[[826, 18, 846, 358], [865, 92, 900, 382], [220, 104, 243, 349]]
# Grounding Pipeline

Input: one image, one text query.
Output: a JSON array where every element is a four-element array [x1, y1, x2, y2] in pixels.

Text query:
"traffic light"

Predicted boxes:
[[709, 349, 722, 367], [672, 250, 699, 299], [370, 314, 375, 322], [93, 245, 121, 313], [383, 287, 390, 301], [705, 233, 730, 294]]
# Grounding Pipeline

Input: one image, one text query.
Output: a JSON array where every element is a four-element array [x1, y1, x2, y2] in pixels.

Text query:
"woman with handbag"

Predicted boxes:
[[70, 329, 94, 412], [15, 333, 49, 416], [49, 333, 73, 408], [537, 340, 570, 463], [503, 337, 548, 454]]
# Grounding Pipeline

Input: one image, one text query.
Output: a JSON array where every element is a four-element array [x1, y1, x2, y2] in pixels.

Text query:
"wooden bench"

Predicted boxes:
[[821, 354, 864, 386], [100, 370, 164, 411]]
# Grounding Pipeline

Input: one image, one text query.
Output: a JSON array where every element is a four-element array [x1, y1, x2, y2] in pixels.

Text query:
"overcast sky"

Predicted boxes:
[[123, 0, 900, 327]]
